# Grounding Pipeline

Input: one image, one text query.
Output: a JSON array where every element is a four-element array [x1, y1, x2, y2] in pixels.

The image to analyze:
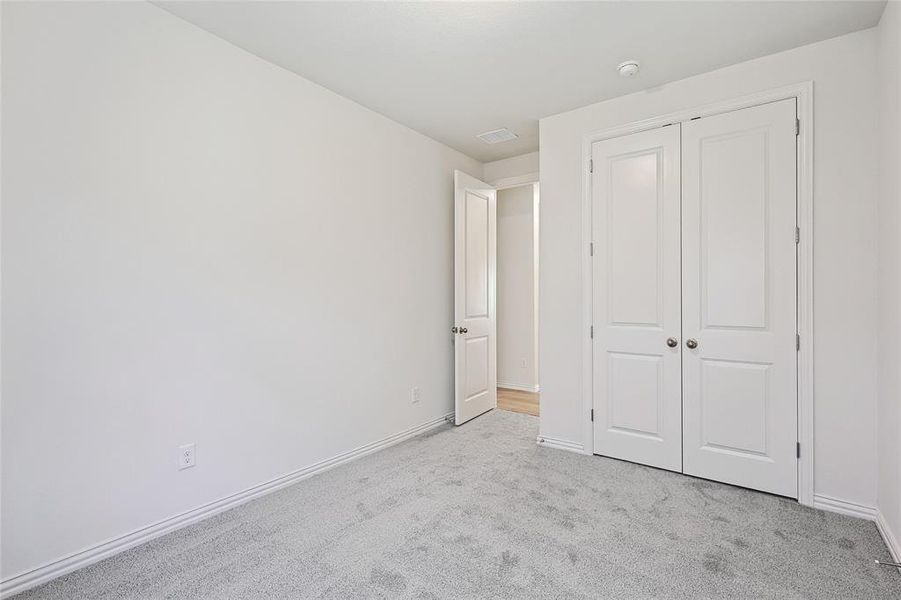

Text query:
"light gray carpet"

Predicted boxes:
[[15, 410, 900, 599]]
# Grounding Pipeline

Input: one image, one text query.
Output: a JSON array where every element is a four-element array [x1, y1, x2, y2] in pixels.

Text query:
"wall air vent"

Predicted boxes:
[[476, 128, 518, 144]]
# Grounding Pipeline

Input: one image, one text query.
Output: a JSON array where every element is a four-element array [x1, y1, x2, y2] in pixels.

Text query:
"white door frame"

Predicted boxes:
[[580, 82, 814, 506], [490, 172, 539, 190]]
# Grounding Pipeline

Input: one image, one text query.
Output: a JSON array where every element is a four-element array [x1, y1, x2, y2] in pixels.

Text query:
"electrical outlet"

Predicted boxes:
[[178, 443, 195, 470], [411, 386, 421, 404]]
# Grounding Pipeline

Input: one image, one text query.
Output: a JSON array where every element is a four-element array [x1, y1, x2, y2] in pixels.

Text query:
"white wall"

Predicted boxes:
[[0, 1, 482, 583], [876, 0, 901, 558], [540, 29, 880, 508], [483, 151, 539, 184], [497, 184, 538, 391]]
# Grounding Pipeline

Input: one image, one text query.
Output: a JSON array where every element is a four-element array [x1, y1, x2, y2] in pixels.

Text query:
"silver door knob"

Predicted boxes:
[[686, 338, 698, 349], [666, 337, 678, 348], [460, 327, 468, 334], [451, 326, 459, 334]]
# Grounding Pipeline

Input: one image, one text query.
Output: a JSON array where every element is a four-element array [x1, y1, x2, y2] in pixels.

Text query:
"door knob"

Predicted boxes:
[[666, 337, 678, 348], [460, 327, 468, 334], [451, 326, 459, 334], [686, 338, 698, 349]]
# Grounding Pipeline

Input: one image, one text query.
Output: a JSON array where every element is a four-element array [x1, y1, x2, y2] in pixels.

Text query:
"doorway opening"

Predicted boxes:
[[496, 182, 539, 418]]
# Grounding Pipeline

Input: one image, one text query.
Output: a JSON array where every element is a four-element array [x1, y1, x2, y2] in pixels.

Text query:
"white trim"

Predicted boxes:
[[497, 382, 540, 393], [536, 436, 585, 454], [0, 412, 454, 599], [876, 511, 901, 563], [812, 494, 877, 520], [491, 172, 539, 190], [580, 82, 815, 506], [793, 83, 815, 508]]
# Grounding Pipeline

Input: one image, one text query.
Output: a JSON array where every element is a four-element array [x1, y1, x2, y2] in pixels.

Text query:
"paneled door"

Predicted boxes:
[[681, 99, 798, 498], [591, 125, 683, 472], [453, 171, 497, 425]]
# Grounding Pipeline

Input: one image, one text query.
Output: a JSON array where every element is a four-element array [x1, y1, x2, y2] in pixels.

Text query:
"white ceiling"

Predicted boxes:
[[156, 1, 886, 162]]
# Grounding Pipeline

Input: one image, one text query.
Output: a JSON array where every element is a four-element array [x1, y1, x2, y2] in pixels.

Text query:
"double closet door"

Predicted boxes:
[[591, 99, 799, 498]]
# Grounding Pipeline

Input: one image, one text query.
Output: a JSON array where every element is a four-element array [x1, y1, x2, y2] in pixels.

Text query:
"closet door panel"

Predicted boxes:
[[681, 99, 798, 498], [591, 125, 682, 472]]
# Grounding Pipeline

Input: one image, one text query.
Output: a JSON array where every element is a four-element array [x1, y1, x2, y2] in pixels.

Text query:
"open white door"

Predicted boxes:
[[454, 170, 497, 425]]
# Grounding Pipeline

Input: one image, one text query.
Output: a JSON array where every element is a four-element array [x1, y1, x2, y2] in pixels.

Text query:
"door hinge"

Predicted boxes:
[[589, 242, 594, 256], [797, 442, 801, 458], [590, 408, 595, 422], [589, 159, 594, 173], [796, 334, 801, 351], [590, 325, 594, 339], [795, 227, 800, 244], [795, 118, 800, 136]]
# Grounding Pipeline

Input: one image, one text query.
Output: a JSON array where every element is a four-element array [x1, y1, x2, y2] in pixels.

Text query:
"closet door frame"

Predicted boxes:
[[579, 82, 814, 507]]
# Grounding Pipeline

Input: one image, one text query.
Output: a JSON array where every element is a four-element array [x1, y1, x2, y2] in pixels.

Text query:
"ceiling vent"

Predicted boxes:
[[476, 128, 518, 144]]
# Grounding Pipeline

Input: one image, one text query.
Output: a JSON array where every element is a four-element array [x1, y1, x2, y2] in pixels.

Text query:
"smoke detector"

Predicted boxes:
[[476, 128, 518, 144], [617, 60, 640, 78]]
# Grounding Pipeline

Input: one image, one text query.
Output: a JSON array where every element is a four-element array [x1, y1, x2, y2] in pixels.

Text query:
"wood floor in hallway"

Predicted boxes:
[[497, 387, 539, 417]]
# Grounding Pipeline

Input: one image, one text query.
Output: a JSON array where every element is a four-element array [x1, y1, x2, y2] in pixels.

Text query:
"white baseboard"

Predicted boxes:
[[497, 381, 540, 393], [876, 511, 901, 563], [812, 494, 878, 520], [536, 435, 585, 454], [0, 412, 453, 599]]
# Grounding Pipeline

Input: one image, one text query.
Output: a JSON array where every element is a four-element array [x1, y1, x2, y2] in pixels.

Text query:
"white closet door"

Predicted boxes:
[[591, 125, 683, 472], [681, 99, 798, 498]]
